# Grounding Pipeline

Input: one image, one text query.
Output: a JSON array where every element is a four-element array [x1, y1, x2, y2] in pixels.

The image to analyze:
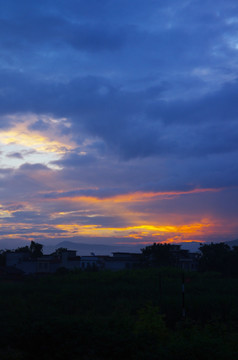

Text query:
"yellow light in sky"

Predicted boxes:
[[0, 115, 76, 169], [55, 221, 212, 238], [0, 208, 12, 218], [1, 215, 237, 245], [0, 124, 73, 154]]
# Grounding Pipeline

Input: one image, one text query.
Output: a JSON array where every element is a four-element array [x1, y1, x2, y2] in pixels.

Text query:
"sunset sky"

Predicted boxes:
[[0, 0, 238, 249]]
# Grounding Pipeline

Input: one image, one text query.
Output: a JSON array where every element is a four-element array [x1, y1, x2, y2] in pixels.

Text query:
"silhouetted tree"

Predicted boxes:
[[14, 241, 43, 258], [199, 242, 231, 274], [15, 245, 30, 254], [141, 243, 176, 267], [229, 246, 238, 276], [29, 241, 43, 258], [0, 250, 9, 266]]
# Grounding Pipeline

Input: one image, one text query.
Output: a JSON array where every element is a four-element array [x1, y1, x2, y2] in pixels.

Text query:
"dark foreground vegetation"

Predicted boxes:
[[1, 268, 238, 360]]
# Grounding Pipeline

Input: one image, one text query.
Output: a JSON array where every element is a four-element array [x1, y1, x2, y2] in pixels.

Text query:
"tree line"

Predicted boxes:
[[1, 240, 238, 275], [142, 242, 238, 275]]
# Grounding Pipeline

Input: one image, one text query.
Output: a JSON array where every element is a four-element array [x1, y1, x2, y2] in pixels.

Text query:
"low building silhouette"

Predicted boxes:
[[4, 244, 199, 275]]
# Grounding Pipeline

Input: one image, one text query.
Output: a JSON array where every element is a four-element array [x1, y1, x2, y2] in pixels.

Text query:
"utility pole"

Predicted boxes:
[[182, 272, 185, 318]]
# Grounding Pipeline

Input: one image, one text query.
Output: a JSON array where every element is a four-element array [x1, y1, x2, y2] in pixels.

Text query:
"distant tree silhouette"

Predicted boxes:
[[30, 241, 43, 258], [14, 241, 43, 258], [199, 242, 231, 274], [0, 250, 9, 266], [141, 243, 175, 267], [15, 245, 30, 254], [229, 246, 238, 276]]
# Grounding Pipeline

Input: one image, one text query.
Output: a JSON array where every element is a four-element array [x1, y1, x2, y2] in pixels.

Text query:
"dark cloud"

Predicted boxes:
[[3, 203, 24, 211], [28, 119, 50, 131], [53, 152, 97, 167], [0, 13, 128, 53], [19, 163, 50, 171], [42, 187, 126, 200], [49, 214, 129, 228], [67, 24, 127, 52], [8, 210, 46, 223], [148, 80, 238, 125], [0, 225, 66, 235], [1, 70, 238, 160], [7, 152, 23, 159], [0, 0, 238, 244], [0, 163, 54, 205]]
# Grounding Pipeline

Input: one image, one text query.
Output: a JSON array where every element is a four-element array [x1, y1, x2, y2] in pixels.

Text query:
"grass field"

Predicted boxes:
[[0, 268, 238, 359]]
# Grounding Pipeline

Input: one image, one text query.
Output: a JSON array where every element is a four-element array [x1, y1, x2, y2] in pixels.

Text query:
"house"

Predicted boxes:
[[37, 255, 60, 274], [104, 252, 142, 271], [5, 249, 81, 275], [177, 251, 199, 271], [142, 244, 199, 271], [6, 251, 37, 274], [80, 255, 108, 270], [5, 245, 199, 274], [58, 250, 81, 270]]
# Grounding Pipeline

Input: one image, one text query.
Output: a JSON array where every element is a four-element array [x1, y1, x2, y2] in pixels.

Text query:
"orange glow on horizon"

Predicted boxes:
[[54, 221, 213, 238], [46, 187, 224, 204], [116, 239, 206, 245], [0, 216, 237, 245]]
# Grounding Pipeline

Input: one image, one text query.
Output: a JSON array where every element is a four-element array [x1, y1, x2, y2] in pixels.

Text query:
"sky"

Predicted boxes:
[[0, 0, 238, 250]]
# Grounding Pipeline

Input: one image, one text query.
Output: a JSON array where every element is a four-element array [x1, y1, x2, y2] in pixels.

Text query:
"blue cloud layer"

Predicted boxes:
[[0, 0, 238, 243]]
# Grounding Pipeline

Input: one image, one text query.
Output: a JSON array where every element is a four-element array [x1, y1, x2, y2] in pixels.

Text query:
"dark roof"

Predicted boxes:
[[112, 252, 141, 256]]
